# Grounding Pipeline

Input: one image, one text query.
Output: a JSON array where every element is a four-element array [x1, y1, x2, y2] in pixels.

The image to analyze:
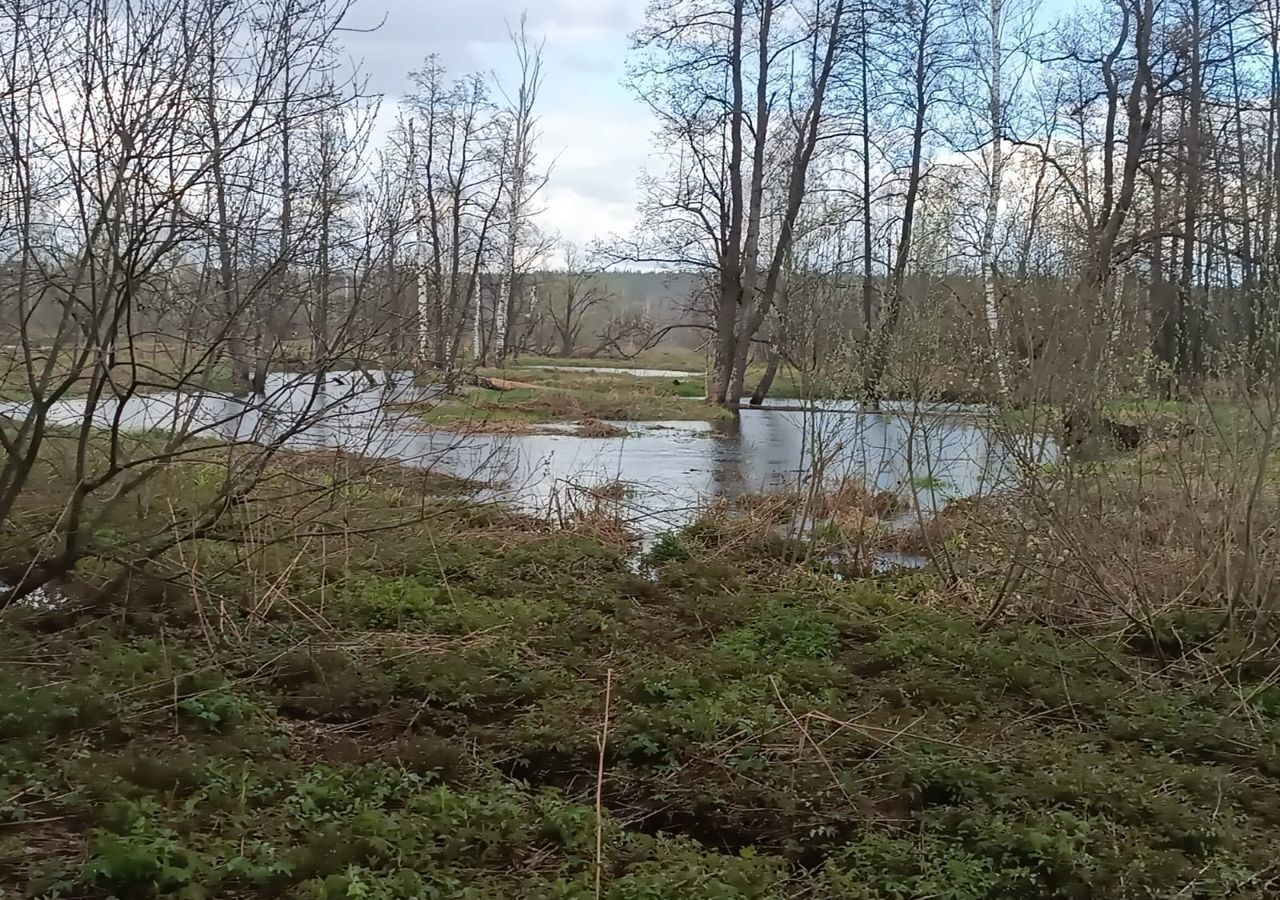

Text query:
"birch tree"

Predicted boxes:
[[979, 0, 1008, 393], [406, 118, 433, 362], [494, 19, 546, 368]]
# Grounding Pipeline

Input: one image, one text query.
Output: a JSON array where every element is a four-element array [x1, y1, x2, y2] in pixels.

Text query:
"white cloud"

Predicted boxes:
[[346, 0, 646, 81], [348, 0, 656, 253], [537, 104, 655, 244]]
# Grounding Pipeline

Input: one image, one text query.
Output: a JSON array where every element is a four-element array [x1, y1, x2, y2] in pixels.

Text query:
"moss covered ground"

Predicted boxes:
[[1, 454, 1279, 898]]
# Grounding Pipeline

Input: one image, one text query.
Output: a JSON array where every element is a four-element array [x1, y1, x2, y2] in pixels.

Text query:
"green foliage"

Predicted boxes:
[[335, 573, 444, 629], [5, 456, 1280, 899], [607, 843, 789, 899], [647, 530, 690, 564], [178, 689, 259, 732]]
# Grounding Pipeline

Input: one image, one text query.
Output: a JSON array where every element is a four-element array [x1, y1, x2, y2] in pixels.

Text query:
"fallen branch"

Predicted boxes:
[[474, 375, 537, 391]]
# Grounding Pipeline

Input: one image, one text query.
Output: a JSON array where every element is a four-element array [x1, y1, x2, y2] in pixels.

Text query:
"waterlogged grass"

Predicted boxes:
[[1, 462, 1279, 897], [420, 368, 732, 429], [910, 474, 950, 490], [493, 365, 706, 397], [997, 395, 1248, 434]]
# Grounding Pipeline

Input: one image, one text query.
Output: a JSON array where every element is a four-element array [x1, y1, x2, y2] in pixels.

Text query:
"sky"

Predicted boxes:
[[342, 0, 656, 255]]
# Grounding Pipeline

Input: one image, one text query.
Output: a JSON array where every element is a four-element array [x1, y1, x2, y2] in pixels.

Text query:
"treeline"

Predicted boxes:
[[627, 0, 1280, 406], [0, 0, 673, 396], [10, 0, 1276, 410]]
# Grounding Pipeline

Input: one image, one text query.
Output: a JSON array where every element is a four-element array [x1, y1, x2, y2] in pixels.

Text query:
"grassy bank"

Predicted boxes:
[[413, 362, 829, 432], [0, 340, 241, 402], [513, 349, 706, 373], [418, 366, 732, 431], [1, 448, 1279, 898], [504, 353, 815, 402]]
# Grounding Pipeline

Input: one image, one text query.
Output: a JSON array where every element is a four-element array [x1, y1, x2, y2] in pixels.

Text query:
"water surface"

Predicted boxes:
[[527, 364, 698, 379], [2, 371, 1054, 533]]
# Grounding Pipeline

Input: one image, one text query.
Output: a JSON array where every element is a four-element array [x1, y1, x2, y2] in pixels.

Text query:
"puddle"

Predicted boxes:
[[0, 579, 69, 611], [872, 551, 930, 572]]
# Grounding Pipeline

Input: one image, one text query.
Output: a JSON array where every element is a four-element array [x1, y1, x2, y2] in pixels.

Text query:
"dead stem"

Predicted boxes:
[[595, 668, 613, 900]]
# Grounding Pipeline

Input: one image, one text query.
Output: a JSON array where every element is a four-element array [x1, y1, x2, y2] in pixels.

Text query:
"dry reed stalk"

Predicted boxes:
[[769, 676, 851, 801], [169, 500, 217, 651], [329, 624, 508, 662], [595, 668, 613, 900]]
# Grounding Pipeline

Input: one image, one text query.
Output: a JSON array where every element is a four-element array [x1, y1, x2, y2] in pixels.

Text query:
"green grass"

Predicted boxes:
[[421, 368, 731, 428], [499, 355, 810, 401], [482, 366, 702, 393], [420, 388, 552, 428], [514, 348, 706, 373], [998, 396, 1250, 430], [0, 342, 241, 402], [1, 450, 1279, 898], [482, 356, 846, 404]]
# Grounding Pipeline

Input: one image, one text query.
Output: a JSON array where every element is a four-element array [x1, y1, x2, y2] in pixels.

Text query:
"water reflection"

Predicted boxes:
[[527, 364, 698, 379], [1, 371, 1055, 533]]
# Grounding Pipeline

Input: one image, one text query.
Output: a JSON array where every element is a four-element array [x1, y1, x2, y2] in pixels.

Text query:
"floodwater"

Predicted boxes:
[[1, 370, 1055, 535], [527, 364, 698, 379]]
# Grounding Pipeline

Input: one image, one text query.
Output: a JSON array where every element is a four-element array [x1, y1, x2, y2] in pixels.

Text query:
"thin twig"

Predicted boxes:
[[595, 668, 613, 900], [770, 675, 851, 800]]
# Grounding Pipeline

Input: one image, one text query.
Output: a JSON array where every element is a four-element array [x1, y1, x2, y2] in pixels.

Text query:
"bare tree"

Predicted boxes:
[[861, 0, 958, 402], [1063, 0, 1160, 440], [0, 0, 374, 605], [629, 0, 848, 408], [545, 244, 612, 357], [494, 17, 546, 368]]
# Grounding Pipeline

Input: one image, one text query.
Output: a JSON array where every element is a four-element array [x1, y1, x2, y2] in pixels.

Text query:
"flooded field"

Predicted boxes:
[[1, 370, 1055, 533]]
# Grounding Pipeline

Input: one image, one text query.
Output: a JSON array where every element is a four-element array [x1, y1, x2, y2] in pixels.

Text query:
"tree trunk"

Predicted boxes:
[[1149, 101, 1175, 394], [709, 0, 747, 407], [860, 5, 874, 340], [979, 0, 1006, 396], [408, 119, 433, 368], [205, 8, 249, 392], [863, 0, 930, 404], [726, 0, 841, 406], [749, 350, 782, 406], [1176, 0, 1203, 383]]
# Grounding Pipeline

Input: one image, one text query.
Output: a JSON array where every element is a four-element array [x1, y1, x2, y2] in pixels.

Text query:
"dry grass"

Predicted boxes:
[[905, 468, 1280, 633], [541, 480, 638, 549], [678, 481, 915, 573], [576, 418, 630, 438], [810, 481, 908, 520], [0, 337, 237, 400]]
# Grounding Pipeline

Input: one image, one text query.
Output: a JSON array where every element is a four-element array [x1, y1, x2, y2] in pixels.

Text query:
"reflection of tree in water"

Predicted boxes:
[[708, 415, 748, 499], [711, 405, 1048, 512], [13, 376, 1055, 529]]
